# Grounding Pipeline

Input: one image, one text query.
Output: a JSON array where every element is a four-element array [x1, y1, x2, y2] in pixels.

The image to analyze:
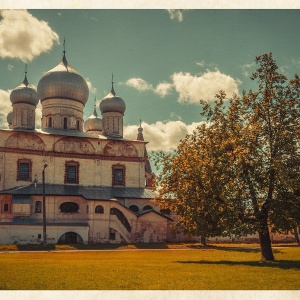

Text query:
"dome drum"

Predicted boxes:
[[41, 98, 84, 130]]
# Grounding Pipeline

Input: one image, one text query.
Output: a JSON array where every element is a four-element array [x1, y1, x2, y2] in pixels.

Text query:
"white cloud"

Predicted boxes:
[[154, 82, 173, 97], [86, 78, 97, 95], [169, 112, 182, 121], [242, 63, 255, 77], [122, 78, 153, 92], [0, 10, 59, 62], [124, 121, 203, 151], [196, 60, 205, 67], [292, 58, 300, 66], [167, 10, 184, 22], [0, 89, 12, 129], [124, 69, 240, 103], [172, 70, 241, 103]]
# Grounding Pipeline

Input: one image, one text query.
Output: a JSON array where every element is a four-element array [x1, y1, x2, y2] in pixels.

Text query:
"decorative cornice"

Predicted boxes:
[[0, 147, 145, 162]]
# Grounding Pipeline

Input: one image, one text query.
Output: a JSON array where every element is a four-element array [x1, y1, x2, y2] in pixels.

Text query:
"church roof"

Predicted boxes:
[[1, 184, 157, 200]]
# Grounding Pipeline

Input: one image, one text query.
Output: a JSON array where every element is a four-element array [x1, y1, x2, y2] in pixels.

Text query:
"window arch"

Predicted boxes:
[[129, 205, 139, 212], [59, 202, 79, 213], [95, 205, 104, 214], [143, 205, 153, 211]]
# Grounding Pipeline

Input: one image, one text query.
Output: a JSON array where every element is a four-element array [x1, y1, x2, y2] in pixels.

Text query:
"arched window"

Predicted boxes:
[[48, 117, 53, 128], [59, 202, 79, 213], [35, 201, 42, 213], [63, 117, 68, 129], [76, 120, 80, 130], [143, 205, 153, 211], [129, 205, 139, 212], [95, 205, 104, 214]]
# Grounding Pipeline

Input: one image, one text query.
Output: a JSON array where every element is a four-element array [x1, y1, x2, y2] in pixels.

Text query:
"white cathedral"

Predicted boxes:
[[0, 49, 182, 245]]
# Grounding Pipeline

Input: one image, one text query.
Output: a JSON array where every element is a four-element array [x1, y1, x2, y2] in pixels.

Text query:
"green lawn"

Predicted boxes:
[[0, 246, 299, 290]]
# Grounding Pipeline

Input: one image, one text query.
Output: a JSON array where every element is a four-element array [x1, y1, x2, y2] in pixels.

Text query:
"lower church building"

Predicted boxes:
[[0, 49, 176, 245]]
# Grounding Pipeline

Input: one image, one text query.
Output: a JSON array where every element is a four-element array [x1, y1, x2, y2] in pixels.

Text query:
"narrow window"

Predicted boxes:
[[4, 203, 9, 212], [35, 201, 42, 213], [112, 165, 125, 186], [49, 117, 53, 128], [63, 117, 68, 129], [86, 205, 89, 213], [95, 205, 104, 214], [76, 120, 80, 130], [109, 231, 116, 240], [17, 160, 32, 181], [65, 161, 79, 184]]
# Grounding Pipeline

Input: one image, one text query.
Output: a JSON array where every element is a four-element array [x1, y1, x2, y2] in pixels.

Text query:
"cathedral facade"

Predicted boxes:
[[0, 50, 175, 245]]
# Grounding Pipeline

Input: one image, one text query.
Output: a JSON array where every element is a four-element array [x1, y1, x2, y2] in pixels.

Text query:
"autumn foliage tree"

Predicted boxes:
[[154, 53, 300, 260]]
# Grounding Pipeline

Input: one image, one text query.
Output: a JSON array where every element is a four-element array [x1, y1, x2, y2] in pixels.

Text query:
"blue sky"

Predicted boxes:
[[1, 8, 300, 151]]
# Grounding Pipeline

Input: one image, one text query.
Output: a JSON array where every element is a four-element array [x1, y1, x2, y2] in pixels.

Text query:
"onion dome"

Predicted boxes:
[[37, 51, 89, 105], [84, 99, 103, 132], [7, 111, 13, 125], [100, 78, 126, 114], [10, 69, 38, 106]]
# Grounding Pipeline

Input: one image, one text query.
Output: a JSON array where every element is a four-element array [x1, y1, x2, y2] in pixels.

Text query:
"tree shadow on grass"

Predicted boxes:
[[176, 259, 300, 270], [188, 245, 282, 254]]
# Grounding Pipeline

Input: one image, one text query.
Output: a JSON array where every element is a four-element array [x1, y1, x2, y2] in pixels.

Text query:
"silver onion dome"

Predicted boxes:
[[7, 111, 13, 125], [100, 82, 126, 114], [37, 53, 89, 105], [84, 101, 102, 132], [10, 72, 38, 106]]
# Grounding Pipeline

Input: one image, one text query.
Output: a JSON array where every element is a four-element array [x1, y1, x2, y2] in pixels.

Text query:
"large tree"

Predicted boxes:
[[154, 53, 300, 260]]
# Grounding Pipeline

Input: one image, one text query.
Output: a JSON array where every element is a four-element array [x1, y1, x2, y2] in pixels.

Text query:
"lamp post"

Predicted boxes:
[[42, 164, 48, 246]]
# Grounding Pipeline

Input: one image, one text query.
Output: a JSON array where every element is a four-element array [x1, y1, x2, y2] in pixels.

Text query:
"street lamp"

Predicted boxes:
[[42, 164, 48, 246]]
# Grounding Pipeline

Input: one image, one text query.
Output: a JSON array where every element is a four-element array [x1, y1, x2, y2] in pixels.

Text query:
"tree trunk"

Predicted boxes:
[[259, 228, 274, 261], [200, 236, 207, 246], [294, 227, 300, 244]]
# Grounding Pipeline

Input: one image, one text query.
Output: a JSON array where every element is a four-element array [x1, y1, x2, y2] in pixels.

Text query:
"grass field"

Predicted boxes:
[[0, 245, 299, 290]]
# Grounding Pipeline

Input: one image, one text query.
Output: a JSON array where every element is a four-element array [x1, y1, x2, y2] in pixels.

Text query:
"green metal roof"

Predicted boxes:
[[0, 184, 157, 200]]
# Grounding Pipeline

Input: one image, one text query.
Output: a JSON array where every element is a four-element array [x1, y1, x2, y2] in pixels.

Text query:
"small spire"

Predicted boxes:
[[93, 97, 98, 117], [62, 37, 68, 68], [137, 119, 144, 141], [23, 64, 29, 87], [111, 73, 116, 95]]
